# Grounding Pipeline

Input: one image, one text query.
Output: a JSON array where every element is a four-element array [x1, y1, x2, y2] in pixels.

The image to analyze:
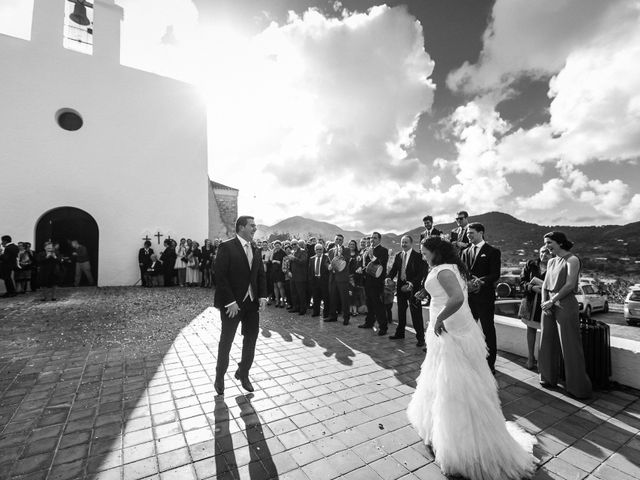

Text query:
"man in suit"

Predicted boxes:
[[160, 239, 176, 287], [290, 240, 309, 315], [213, 216, 267, 394], [450, 210, 471, 252], [326, 234, 351, 325], [1, 235, 19, 297], [138, 240, 154, 287], [419, 215, 442, 242], [462, 222, 501, 374], [386, 235, 428, 346], [359, 232, 389, 335], [308, 243, 330, 318]]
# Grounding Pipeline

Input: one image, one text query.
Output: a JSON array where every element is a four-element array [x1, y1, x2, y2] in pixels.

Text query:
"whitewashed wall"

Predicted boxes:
[[0, 0, 209, 286]]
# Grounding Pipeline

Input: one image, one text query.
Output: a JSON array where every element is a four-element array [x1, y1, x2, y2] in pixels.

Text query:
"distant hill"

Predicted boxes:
[[256, 216, 365, 242], [256, 212, 640, 275]]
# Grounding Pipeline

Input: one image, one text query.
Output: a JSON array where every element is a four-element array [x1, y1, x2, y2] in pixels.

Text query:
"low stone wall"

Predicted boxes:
[[391, 303, 640, 390]]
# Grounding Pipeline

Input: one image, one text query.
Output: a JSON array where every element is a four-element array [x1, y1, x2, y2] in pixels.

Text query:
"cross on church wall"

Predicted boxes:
[[155, 232, 163, 244], [142, 234, 151, 242]]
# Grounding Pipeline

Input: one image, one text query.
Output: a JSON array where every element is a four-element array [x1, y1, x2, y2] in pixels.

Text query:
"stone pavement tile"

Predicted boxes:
[[189, 439, 216, 462], [192, 456, 218, 479], [278, 430, 309, 450], [593, 464, 637, 480], [325, 449, 366, 477], [48, 458, 84, 480], [342, 465, 384, 480], [160, 463, 197, 480], [86, 450, 123, 474], [268, 451, 301, 475], [392, 445, 431, 472], [154, 420, 182, 438], [557, 446, 603, 473], [52, 443, 89, 466], [369, 454, 411, 480], [604, 448, 640, 478], [288, 442, 324, 467], [544, 457, 589, 480], [10, 452, 52, 477], [301, 457, 341, 480], [123, 440, 155, 464], [22, 436, 58, 457], [157, 446, 191, 472], [279, 469, 310, 480], [156, 433, 187, 454]]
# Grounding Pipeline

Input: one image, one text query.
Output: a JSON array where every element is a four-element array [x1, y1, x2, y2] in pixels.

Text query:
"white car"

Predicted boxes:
[[575, 283, 609, 319], [624, 285, 640, 326]]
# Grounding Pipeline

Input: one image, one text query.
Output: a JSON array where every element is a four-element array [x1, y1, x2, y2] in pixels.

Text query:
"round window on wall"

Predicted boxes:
[[55, 108, 83, 131]]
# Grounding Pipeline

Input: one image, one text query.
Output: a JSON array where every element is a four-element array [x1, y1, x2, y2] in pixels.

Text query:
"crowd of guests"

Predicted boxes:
[[2, 210, 594, 398], [138, 238, 220, 288], [0, 235, 94, 300]]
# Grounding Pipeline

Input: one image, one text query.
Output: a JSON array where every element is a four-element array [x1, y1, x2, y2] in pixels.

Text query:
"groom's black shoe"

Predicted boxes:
[[235, 371, 255, 392], [389, 334, 404, 340], [214, 377, 224, 395], [377, 329, 387, 336]]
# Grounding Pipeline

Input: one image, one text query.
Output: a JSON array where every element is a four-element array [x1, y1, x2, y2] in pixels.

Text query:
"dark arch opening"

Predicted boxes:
[[35, 207, 99, 286]]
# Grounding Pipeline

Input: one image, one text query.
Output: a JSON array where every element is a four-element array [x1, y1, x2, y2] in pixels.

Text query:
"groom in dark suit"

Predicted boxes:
[[386, 235, 428, 346], [462, 222, 501, 373], [213, 216, 267, 394]]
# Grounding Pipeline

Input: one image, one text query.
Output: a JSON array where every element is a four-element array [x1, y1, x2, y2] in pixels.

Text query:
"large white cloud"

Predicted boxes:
[[200, 5, 436, 230], [437, 0, 640, 226]]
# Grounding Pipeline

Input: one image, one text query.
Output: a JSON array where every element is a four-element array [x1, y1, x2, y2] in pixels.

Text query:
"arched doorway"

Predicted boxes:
[[35, 207, 99, 286]]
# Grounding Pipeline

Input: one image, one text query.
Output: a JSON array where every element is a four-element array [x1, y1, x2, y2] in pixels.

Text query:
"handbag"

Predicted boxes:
[[518, 295, 534, 321]]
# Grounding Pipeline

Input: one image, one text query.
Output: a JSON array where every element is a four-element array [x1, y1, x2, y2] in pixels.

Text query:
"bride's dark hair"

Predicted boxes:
[[420, 237, 470, 280]]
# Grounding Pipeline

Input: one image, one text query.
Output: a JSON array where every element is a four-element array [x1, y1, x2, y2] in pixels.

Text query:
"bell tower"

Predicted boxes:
[[31, 0, 122, 63]]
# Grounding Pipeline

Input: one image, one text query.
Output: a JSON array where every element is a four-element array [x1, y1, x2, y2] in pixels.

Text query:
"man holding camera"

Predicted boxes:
[[386, 235, 427, 346]]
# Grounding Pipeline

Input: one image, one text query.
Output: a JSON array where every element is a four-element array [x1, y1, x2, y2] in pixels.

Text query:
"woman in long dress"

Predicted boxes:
[[407, 237, 537, 480]]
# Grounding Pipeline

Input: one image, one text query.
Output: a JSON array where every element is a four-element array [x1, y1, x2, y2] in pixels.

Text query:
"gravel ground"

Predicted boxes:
[[0, 287, 216, 357]]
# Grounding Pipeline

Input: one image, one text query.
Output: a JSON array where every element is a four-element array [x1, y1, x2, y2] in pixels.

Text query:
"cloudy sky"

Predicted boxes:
[[2, 0, 639, 232]]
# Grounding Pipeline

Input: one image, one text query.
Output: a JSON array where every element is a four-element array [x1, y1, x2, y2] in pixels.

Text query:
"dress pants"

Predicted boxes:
[[328, 278, 350, 321], [311, 276, 329, 316], [468, 294, 497, 371], [291, 280, 308, 313], [364, 281, 387, 330], [74, 261, 94, 286], [139, 266, 148, 286], [216, 298, 260, 378], [2, 271, 16, 294], [395, 290, 424, 341], [538, 296, 592, 398]]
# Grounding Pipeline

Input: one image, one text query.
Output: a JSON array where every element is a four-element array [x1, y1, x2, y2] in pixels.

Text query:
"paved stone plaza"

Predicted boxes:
[[1, 288, 639, 480]]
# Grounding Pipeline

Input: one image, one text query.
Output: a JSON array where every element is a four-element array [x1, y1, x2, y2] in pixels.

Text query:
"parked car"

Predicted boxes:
[[495, 274, 522, 298], [576, 283, 609, 319], [624, 285, 640, 326], [494, 298, 521, 319]]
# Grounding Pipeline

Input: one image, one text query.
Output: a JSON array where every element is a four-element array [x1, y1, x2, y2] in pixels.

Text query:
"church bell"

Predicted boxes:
[[69, 1, 91, 26]]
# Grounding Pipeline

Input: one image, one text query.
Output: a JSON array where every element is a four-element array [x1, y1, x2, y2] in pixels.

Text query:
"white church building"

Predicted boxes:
[[0, 0, 213, 286]]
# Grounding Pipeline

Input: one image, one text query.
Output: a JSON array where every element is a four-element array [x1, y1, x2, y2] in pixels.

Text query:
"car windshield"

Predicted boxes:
[[630, 291, 640, 301]]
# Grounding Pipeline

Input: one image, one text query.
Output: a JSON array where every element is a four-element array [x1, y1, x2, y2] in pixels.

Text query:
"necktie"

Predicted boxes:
[[471, 245, 478, 264], [315, 256, 321, 276], [243, 243, 254, 300], [244, 243, 253, 267], [401, 251, 407, 281]]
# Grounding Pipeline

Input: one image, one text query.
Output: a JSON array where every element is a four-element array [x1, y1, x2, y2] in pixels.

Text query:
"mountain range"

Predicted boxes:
[[257, 212, 640, 271]]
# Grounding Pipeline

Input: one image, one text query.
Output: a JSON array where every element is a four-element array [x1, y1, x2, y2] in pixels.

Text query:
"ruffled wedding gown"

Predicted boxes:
[[407, 264, 537, 480]]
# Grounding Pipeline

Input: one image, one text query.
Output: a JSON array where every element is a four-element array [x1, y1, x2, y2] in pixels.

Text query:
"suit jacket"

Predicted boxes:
[[213, 237, 267, 309], [450, 226, 470, 245], [308, 253, 330, 282], [364, 244, 389, 286], [138, 248, 154, 267], [328, 245, 350, 283], [462, 242, 501, 302], [387, 249, 428, 294], [419, 228, 442, 242], [1, 243, 19, 274], [160, 246, 176, 270], [290, 248, 308, 282]]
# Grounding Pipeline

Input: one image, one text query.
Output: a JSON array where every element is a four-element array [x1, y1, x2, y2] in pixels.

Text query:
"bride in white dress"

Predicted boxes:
[[407, 237, 537, 480]]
